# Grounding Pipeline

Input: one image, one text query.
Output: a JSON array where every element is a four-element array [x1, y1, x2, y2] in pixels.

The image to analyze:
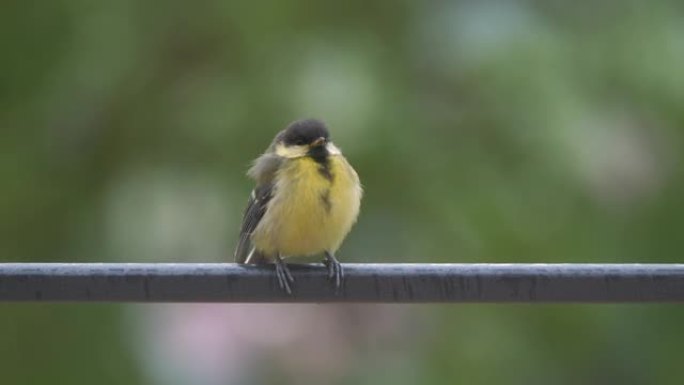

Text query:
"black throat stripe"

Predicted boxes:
[[309, 147, 334, 182], [320, 189, 332, 213], [317, 161, 334, 182]]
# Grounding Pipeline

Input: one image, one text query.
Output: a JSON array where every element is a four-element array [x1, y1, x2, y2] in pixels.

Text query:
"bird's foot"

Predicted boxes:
[[324, 251, 344, 290], [275, 255, 294, 294]]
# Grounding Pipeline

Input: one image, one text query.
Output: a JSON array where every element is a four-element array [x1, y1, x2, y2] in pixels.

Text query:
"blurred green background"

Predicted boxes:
[[2, 0, 684, 384]]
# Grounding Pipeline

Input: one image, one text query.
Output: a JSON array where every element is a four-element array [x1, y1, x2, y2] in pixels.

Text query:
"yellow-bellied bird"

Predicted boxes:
[[234, 119, 362, 293]]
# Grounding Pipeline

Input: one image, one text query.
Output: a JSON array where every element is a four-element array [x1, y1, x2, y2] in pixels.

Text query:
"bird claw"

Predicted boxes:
[[275, 256, 294, 294], [324, 252, 344, 291]]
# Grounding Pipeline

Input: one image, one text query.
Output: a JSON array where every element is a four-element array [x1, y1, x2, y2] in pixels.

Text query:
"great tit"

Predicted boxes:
[[234, 119, 362, 294]]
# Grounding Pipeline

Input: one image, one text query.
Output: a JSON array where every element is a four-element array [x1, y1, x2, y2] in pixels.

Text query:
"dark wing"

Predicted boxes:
[[234, 183, 273, 263]]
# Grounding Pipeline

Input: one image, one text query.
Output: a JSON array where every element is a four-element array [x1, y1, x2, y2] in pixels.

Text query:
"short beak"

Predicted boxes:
[[311, 137, 326, 147]]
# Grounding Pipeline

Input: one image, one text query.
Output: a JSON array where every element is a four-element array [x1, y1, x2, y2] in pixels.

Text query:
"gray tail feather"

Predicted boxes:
[[240, 248, 269, 265], [234, 233, 252, 263]]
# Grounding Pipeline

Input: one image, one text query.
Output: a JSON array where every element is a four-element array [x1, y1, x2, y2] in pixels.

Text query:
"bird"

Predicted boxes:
[[234, 119, 362, 294]]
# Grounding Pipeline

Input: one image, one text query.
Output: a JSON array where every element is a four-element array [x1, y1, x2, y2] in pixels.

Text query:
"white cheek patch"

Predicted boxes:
[[274, 142, 342, 157], [275, 143, 308, 158], [326, 142, 342, 155]]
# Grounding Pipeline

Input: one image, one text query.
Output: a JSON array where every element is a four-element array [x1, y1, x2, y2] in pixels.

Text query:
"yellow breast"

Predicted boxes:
[[251, 155, 362, 258]]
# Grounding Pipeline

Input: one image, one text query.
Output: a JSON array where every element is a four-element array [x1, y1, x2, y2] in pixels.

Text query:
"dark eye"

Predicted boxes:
[[295, 139, 306, 145]]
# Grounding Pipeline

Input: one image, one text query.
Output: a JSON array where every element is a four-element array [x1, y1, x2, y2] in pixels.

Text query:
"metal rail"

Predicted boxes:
[[0, 263, 683, 303]]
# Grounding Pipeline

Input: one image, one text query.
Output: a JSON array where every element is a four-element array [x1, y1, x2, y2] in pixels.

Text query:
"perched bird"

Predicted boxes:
[[234, 119, 362, 293]]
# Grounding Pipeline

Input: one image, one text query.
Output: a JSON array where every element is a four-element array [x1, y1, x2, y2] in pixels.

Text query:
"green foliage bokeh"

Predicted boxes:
[[2, 1, 684, 384]]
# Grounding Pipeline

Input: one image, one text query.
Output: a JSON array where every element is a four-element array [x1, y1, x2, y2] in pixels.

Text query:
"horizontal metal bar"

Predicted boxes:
[[0, 263, 683, 303]]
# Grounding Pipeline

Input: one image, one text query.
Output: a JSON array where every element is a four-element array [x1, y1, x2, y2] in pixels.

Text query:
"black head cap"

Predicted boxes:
[[279, 119, 330, 146]]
